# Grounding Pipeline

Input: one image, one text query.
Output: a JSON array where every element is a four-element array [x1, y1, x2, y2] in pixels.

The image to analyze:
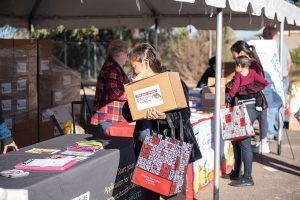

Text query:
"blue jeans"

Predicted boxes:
[[266, 106, 284, 139], [232, 103, 258, 178]]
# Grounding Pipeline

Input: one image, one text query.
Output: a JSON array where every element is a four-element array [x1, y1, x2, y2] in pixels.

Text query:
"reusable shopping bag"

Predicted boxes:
[[220, 104, 255, 141], [131, 114, 192, 196]]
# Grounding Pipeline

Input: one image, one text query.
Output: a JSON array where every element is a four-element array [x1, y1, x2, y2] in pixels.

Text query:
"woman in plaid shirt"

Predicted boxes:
[[91, 40, 129, 133]]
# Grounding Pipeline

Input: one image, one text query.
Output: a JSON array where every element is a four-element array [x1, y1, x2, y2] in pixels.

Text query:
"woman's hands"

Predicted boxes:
[[3, 141, 19, 154], [146, 108, 166, 120]]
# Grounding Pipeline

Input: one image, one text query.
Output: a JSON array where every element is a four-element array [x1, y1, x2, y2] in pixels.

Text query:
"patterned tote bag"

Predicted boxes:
[[131, 114, 192, 196], [220, 104, 255, 141]]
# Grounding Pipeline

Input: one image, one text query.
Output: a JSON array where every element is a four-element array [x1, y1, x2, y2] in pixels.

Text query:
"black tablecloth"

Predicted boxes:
[[0, 134, 141, 200]]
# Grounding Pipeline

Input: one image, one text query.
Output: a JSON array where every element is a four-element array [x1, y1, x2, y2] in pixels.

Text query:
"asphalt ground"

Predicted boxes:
[[194, 128, 300, 200]]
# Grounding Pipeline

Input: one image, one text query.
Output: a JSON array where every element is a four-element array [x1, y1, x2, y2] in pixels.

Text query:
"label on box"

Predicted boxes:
[[63, 75, 71, 85], [204, 93, 215, 100], [1, 100, 12, 111], [5, 118, 12, 129], [17, 62, 27, 73], [17, 99, 27, 110], [17, 79, 27, 91], [1, 82, 12, 94], [54, 91, 63, 102], [40, 60, 50, 72], [42, 111, 51, 122], [133, 85, 163, 111]]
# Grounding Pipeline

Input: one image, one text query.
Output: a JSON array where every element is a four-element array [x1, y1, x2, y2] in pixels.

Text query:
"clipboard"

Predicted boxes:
[[15, 159, 77, 171]]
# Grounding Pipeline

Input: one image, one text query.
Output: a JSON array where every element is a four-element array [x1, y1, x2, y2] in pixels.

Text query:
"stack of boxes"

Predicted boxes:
[[38, 40, 55, 141], [0, 39, 81, 148], [0, 39, 38, 148]]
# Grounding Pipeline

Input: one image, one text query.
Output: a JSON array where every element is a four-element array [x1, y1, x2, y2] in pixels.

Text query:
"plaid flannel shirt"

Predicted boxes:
[[91, 57, 129, 125]]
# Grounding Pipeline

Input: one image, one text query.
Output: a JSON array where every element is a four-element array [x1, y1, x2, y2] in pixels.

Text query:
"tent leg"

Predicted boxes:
[[213, 8, 223, 200]]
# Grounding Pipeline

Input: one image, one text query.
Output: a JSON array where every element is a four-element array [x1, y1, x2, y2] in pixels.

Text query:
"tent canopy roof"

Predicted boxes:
[[0, 0, 299, 30]]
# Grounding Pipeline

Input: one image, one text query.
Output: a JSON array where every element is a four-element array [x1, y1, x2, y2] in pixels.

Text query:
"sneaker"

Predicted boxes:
[[229, 176, 254, 187], [252, 140, 270, 154], [255, 106, 263, 111], [222, 170, 240, 181]]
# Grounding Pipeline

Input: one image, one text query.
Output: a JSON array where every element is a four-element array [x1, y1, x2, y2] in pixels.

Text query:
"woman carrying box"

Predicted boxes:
[[122, 43, 201, 200]]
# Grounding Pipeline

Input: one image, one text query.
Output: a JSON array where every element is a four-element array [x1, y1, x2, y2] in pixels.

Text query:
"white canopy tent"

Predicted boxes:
[[1, 1, 300, 199], [0, 0, 299, 30]]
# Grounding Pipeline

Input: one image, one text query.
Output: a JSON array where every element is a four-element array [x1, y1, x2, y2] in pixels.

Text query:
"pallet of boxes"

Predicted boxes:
[[0, 39, 38, 148], [0, 39, 81, 149], [38, 40, 82, 141]]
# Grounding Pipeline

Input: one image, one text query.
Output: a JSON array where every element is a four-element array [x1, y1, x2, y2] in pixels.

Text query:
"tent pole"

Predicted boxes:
[[213, 7, 223, 200], [278, 22, 284, 154], [209, 30, 212, 58]]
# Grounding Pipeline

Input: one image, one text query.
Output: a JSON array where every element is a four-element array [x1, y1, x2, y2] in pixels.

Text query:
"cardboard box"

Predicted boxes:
[[13, 110, 38, 148], [201, 77, 226, 107], [14, 94, 38, 114], [38, 40, 52, 75], [52, 86, 80, 106], [0, 39, 13, 58], [38, 110, 55, 142], [14, 39, 37, 76], [223, 62, 235, 83], [0, 75, 37, 97], [0, 58, 14, 78], [124, 72, 187, 120]]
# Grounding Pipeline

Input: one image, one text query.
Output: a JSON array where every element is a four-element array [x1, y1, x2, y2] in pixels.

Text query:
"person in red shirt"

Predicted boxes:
[[91, 40, 129, 134], [229, 55, 268, 111]]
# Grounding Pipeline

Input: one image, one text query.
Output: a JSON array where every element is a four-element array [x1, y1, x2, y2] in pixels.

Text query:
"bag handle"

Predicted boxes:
[[166, 113, 184, 143]]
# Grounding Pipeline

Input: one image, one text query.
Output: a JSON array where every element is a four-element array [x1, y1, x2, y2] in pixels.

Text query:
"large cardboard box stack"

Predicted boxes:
[[124, 72, 187, 120], [38, 40, 81, 141], [0, 39, 38, 148], [13, 40, 38, 148], [38, 40, 55, 141]]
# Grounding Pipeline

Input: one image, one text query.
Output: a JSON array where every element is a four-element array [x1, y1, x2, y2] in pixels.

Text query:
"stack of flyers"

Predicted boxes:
[[60, 150, 94, 157], [48, 155, 88, 162], [67, 140, 103, 152], [0, 169, 29, 178], [25, 148, 60, 154]]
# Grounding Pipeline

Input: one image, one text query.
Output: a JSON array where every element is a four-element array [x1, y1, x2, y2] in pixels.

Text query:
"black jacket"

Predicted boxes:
[[122, 80, 202, 163]]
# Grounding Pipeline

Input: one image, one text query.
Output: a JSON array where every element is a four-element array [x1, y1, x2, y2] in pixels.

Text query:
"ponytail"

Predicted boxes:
[[249, 45, 262, 66]]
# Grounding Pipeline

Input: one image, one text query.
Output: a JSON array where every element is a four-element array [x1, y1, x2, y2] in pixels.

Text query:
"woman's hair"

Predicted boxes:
[[107, 39, 128, 58], [231, 40, 262, 66], [235, 55, 250, 68], [262, 25, 278, 40], [209, 56, 216, 68], [128, 43, 162, 73]]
